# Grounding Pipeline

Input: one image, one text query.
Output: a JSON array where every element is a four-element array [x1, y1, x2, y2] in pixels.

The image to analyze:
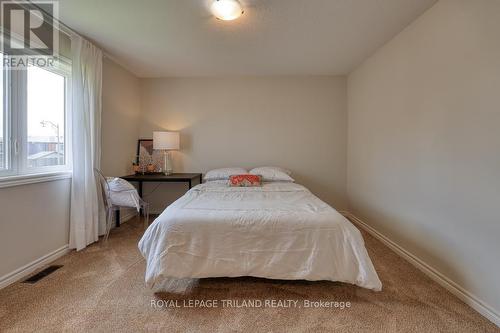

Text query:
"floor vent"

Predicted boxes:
[[23, 265, 63, 284]]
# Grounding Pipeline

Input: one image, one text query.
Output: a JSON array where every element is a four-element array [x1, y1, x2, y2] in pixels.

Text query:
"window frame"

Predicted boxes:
[[0, 61, 15, 178], [0, 54, 72, 183]]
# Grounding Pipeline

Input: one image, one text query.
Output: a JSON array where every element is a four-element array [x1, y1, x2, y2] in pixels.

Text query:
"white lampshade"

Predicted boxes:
[[153, 131, 180, 150]]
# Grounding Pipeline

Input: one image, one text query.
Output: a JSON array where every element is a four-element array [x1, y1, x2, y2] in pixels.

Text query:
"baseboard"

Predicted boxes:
[[0, 210, 137, 291], [340, 211, 500, 328], [0, 244, 70, 290]]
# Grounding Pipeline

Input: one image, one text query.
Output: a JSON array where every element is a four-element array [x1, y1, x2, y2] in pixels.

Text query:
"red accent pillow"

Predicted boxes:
[[229, 174, 262, 187]]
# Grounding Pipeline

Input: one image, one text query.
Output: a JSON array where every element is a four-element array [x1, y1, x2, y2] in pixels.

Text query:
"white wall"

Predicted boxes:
[[139, 76, 347, 212], [347, 0, 500, 321], [0, 179, 70, 281], [101, 57, 142, 176], [101, 57, 143, 221]]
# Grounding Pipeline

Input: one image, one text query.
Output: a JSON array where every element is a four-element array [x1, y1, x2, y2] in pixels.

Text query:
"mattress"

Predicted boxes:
[[138, 181, 382, 291]]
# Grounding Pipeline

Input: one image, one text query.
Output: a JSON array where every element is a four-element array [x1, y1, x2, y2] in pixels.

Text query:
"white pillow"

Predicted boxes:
[[249, 166, 294, 182], [204, 167, 248, 181], [256, 166, 292, 176]]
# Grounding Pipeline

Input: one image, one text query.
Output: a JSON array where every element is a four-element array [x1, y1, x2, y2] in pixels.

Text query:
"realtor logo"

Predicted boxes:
[[1, 0, 59, 61]]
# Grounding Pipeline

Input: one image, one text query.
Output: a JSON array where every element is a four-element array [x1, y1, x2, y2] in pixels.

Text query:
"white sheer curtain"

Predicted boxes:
[[69, 35, 104, 251]]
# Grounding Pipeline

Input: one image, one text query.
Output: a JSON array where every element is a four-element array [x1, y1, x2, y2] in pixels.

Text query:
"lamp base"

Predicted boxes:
[[162, 150, 173, 175]]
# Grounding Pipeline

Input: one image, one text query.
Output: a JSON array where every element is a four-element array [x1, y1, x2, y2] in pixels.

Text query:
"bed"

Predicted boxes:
[[138, 180, 382, 291]]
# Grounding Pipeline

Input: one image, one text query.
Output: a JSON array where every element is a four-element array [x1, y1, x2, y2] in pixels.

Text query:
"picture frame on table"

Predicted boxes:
[[136, 139, 162, 174], [137, 139, 153, 163]]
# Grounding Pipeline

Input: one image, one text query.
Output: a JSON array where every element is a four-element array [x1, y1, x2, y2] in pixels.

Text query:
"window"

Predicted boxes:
[[27, 66, 67, 169], [0, 55, 71, 180]]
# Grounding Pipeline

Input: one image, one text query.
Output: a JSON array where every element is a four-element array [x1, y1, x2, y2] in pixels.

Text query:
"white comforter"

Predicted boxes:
[[138, 182, 382, 291]]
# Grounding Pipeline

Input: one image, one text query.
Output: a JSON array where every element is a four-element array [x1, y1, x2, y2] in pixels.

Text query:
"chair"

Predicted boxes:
[[94, 168, 150, 241]]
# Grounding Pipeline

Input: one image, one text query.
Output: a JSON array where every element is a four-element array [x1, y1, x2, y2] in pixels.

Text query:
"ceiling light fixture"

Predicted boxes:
[[211, 0, 244, 21]]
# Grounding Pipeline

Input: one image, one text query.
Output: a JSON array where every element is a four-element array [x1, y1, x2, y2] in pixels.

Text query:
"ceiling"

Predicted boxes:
[[58, 0, 437, 77]]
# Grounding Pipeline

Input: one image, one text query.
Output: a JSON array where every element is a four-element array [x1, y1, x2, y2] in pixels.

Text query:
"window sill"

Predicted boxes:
[[0, 171, 72, 189]]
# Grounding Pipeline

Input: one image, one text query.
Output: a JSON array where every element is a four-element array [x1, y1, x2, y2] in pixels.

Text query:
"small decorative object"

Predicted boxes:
[[146, 164, 155, 173], [153, 131, 180, 175], [151, 152, 163, 172], [132, 162, 140, 174]]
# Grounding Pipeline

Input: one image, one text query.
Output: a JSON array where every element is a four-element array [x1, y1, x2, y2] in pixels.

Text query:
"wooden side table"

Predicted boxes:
[[115, 173, 202, 227]]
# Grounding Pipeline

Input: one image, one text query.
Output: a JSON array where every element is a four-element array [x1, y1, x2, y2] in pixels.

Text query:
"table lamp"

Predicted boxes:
[[153, 131, 180, 175]]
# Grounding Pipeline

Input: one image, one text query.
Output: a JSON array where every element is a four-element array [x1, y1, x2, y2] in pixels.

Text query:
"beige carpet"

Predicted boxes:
[[0, 217, 497, 333]]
